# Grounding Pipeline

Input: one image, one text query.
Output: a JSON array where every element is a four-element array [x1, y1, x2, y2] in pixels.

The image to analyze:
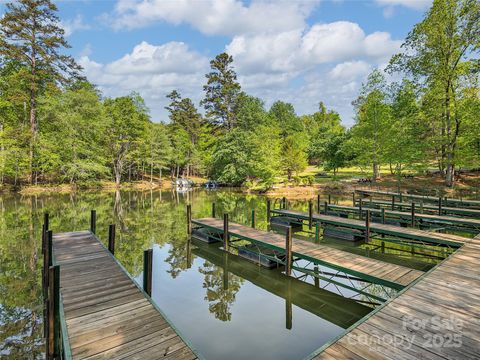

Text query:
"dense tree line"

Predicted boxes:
[[0, 0, 479, 189]]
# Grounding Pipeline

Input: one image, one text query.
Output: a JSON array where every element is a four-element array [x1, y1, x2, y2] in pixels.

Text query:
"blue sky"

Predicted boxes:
[[2, 0, 431, 125]]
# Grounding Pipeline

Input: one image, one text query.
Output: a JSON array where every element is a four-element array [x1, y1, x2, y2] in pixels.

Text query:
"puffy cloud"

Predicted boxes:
[[79, 41, 209, 121], [107, 0, 317, 35], [60, 15, 90, 36], [328, 61, 371, 80], [227, 21, 401, 75]]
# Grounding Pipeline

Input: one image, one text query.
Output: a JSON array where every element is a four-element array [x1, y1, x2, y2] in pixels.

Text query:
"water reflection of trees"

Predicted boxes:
[[198, 260, 244, 322]]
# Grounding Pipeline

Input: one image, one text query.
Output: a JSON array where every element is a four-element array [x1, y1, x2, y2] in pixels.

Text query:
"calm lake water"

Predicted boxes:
[[0, 188, 459, 359]]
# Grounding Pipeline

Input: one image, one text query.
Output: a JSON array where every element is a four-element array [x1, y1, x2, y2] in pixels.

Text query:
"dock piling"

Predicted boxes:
[[381, 208, 385, 224], [212, 203, 216, 218], [44, 212, 49, 231], [267, 200, 271, 223], [328, 194, 331, 204], [108, 224, 116, 255], [251, 209, 256, 228], [308, 201, 313, 230], [47, 264, 60, 359], [90, 210, 97, 234], [324, 201, 328, 215], [391, 196, 395, 210], [438, 197, 442, 215], [187, 204, 192, 235], [352, 192, 356, 206], [317, 194, 321, 213], [365, 210, 370, 243], [223, 213, 230, 252], [285, 226, 293, 276], [359, 200, 363, 220], [143, 249, 153, 296], [411, 203, 416, 227]]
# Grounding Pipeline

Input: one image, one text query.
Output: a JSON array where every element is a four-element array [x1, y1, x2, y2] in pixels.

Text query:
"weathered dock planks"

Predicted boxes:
[[52, 230, 198, 360], [310, 233, 480, 360], [272, 209, 468, 247], [192, 218, 424, 290]]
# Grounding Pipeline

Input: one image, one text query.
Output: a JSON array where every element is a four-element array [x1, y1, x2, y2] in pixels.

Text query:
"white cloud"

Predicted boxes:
[[328, 61, 371, 80], [79, 41, 209, 121], [376, 0, 431, 10], [107, 0, 318, 35], [60, 15, 90, 36]]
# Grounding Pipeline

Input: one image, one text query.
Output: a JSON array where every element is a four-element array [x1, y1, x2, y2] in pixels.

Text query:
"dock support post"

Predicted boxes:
[[47, 265, 60, 359], [359, 200, 363, 220], [90, 210, 96, 234], [315, 222, 319, 242], [308, 201, 313, 230], [324, 201, 328, 215], [143, 249, 153, 296], [267, 200, 271, 223], [44, 212, 49, 232], [187, 204, 192, 235], [212, 203, 216, 218], [381, 208, 385, 224], [108, 224, 116, 255], [285, 226, 292, 276], [328, 194, 331, 204], [223, 213, 229, 252], [286, 280, 292, 330], [391, 196, 395, 210], [352, 192, 356, 206], [251, 209, 256, 228], [42, 223, 46, 255], [282, 197, 287, 209], [43, 230, 52, 339], [317, 194, 321, 213], [411, 203, 415, 227], [365, 210, 370, 243], [438, 197, 442, 215]]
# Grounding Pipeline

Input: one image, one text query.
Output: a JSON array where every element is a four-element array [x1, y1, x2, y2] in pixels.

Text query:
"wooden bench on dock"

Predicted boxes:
[[42, 214, 199, 360]]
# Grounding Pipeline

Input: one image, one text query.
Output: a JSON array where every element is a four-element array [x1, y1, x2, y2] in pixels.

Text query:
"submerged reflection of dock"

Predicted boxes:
[[191, 241, 372, 330]]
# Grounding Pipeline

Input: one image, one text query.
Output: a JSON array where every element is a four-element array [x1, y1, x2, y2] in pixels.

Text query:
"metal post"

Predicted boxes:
[[90, 210, 96, 234], [108, 224, 115, 255], [285, 226, 292, 276], [223, 213, 229, 252], [212, 203, 216, 218], [251, 209, 256, 228], [47, 265, 60, 359], [411, 203, 415, 227], [267, 200, 271, 223], [186, 205, 192, 235], [317, 194, 321, 213], [365, 210, 370, 243], [143, 249, 153, 296], [438, 197, 442, 215], [308, 201, 313, 230]]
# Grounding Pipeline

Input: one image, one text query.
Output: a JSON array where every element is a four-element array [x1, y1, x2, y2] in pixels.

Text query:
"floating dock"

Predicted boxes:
[[191, 218, 423, 290], [43, 228, 198, 360], [311, 233, 480, 359], [322, 203, 480, 233], [355, 188, 480, 209]]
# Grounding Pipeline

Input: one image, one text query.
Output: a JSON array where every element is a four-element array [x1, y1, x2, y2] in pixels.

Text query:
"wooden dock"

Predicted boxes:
[[355, 189, 480, 209], [271, 209, 468, 247], [47, 230, 198, 360], [356, 198, 480, 218], [310, 233, 480, 359], [325, 203, 480, 232], [192, 218, 423, 290]]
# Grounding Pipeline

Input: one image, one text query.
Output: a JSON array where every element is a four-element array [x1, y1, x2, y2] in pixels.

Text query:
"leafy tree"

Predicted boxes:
[[351, 70, 391, 181], [104, 94, 149, 185], [0, 0, 83, 183], [388, 0, 480, 186], [201, 53, 241, 130]]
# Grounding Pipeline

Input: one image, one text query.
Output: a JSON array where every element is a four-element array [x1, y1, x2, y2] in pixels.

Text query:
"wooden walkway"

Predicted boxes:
[[355, 189, 480, 208], [192, 218, 423, 290], [326, 203, 480, 232], [310, 233, 480, 359], [271, 209, 468, 247], [52, 231, 198, 360]]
